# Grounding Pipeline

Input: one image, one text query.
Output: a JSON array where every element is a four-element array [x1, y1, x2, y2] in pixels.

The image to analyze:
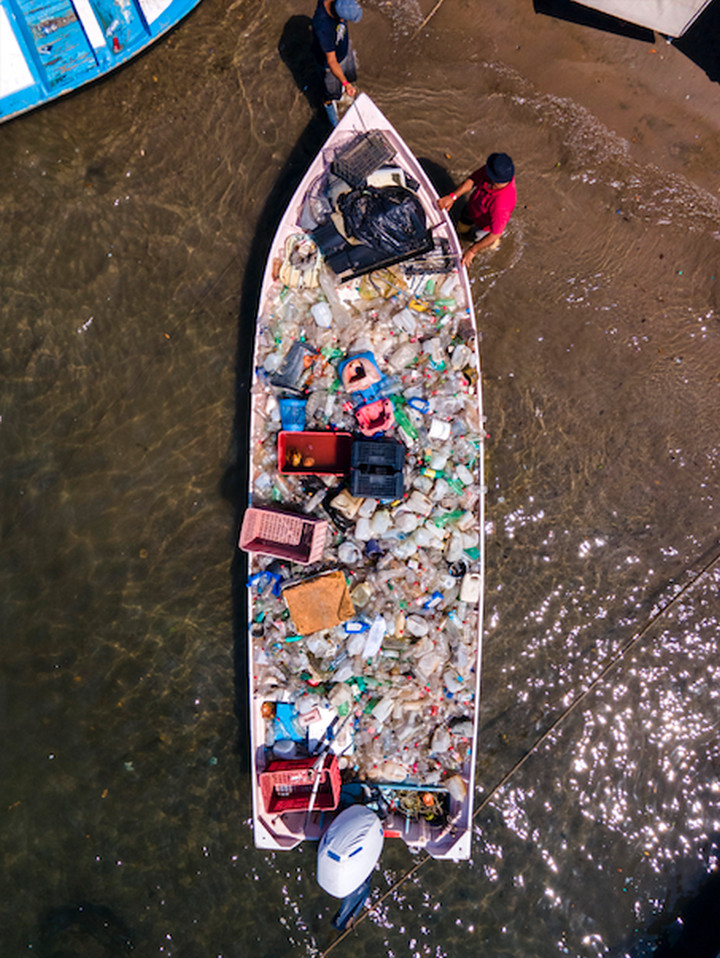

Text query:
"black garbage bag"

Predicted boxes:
[[338, 185, 428, 256]]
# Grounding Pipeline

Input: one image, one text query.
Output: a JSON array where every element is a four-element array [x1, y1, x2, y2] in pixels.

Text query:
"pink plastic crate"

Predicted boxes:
[[239, 506, 327, 564]]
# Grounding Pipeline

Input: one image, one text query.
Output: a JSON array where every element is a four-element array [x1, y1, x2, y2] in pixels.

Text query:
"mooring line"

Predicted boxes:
[[319, 545, 720, 956], [411, 0, 447, 40]]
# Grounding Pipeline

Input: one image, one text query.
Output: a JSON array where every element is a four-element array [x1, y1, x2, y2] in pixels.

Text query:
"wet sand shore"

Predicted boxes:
[[408, 0, 720, 195]]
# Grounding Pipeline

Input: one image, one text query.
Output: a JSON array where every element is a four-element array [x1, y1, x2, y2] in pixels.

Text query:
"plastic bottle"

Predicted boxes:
[[428, 418, 451, 441], [395, 512, 419, 534], [311, 301, 332, 328], [388, 341, 419, 371], [302, 485, 326, 515], [355, 517, 372, 541], [433, 297, 456, 314], [391, 398, 418, 441], [450, 343, 473, 370], [350, 581, 374, 608], [429, 450, 449, 471], [422, 337, 446, 367], [406, 615, 429, 637], [369, 510, 391, 537], [319, 269, 352, 328], [431, 726, 451, 754], [455, 463, 474, 486], [347, 632, 367, 656], [254, 472, 273, 495], [432, 477, 450, 500], [371, 695, 395, 724], [362, 616, 386, 657], [357, 497, 378, 519], [412, 526, 433, 548], [339, 541, 363, 565], [440, 274, 458, 299], [392, 308, 418, 335], [444, 774, 467, 801], [445, 532, 465, 563]]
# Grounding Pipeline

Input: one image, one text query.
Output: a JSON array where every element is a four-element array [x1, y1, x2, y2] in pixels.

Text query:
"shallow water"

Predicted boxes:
[[2, 1, 720, 956]]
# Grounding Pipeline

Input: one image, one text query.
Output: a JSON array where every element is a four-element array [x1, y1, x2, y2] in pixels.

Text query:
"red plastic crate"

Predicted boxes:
[[278, 431, 353, 476], [260, 755, 342, 813]]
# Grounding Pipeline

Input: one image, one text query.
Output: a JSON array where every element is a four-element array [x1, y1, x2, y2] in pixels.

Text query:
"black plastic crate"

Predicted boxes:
[[350, 439, 405, 500], [331, 131, 395, 188]]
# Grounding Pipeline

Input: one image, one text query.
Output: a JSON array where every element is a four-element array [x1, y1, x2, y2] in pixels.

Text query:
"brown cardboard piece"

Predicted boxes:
[[282, 570, 354, 635]]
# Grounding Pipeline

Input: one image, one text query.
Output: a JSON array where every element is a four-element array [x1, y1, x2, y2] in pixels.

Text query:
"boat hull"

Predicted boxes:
[[0, 0, 202, 123], [245, 94, 485, 863]]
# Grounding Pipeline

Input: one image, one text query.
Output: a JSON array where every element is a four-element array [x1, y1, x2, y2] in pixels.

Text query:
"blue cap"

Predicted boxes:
[[485, 152, 514, 183], [335, 0, 363, 21]]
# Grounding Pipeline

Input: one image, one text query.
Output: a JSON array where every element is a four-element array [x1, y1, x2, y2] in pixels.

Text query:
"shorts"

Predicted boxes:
[[322, 46, 357, 101], [458, 209, 490, 242]]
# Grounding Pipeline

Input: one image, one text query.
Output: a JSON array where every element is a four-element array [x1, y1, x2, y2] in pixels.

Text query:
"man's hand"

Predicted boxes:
[[462, 232, 501, 267], [462, 246, 477, 268]]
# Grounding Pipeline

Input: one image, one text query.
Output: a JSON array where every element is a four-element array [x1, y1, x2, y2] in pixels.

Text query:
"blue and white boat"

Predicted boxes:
[[0, 0, 202, 123]]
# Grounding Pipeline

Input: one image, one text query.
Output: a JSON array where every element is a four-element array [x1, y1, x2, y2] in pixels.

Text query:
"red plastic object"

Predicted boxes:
[[260, 755, 342, 813], [112, 36, 120, 52], [278, 431, 353, 475], [239, 506, 326, 564], [355, 398, 394, 437]]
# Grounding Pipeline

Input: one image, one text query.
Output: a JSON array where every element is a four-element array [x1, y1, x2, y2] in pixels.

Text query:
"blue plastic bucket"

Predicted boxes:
[[279, 397, 306, 431]]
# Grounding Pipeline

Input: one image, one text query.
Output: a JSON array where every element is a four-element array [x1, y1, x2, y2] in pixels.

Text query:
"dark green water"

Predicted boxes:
[[2, 1, 720, 956]]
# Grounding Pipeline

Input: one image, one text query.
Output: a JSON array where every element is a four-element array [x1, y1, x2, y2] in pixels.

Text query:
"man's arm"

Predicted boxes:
[[325, 50, 356, 97], [461, 231, 501, 267], [437, 177, 475, 211]]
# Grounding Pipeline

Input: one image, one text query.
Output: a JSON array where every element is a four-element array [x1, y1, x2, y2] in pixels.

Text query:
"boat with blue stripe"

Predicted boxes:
[[0, 0, 202, 123]]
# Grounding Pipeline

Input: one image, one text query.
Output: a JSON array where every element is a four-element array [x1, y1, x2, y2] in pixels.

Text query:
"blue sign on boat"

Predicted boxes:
[[0, 0, 203, 123]]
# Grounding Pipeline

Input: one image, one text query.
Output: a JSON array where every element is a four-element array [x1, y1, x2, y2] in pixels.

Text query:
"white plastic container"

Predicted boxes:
[[311, 302, 332, 328]]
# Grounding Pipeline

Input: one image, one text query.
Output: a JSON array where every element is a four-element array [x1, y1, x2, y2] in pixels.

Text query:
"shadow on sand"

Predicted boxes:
[[533, 0, 654, 40]]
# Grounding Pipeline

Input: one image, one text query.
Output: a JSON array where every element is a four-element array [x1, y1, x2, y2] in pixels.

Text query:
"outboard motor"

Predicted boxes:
[[317, 805, 384, 930]]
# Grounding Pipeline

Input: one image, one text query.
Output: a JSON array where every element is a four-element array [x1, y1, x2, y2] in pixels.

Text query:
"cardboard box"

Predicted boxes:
[[282, 569, 354, 634]]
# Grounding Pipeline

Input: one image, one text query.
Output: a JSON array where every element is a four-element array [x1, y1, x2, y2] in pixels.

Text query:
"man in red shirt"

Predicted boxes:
[[438, 153, 516, 267]]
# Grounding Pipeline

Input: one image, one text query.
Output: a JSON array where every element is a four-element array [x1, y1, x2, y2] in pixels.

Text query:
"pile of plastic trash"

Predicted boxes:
[[244, 248, 482, 790]]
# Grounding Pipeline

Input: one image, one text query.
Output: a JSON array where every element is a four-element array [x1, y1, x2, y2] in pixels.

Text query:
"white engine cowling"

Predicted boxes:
[[316, 805, 384, 898]]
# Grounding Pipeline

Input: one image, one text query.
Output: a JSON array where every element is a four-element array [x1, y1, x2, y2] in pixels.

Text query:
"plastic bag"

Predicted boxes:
[[339, 186, 428, 255]]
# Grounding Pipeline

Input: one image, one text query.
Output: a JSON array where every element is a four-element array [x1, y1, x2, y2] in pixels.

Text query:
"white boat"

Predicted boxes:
[[573, 0, 712, 36], [0, 0, 203, 123], [241, 94, 485, 891]]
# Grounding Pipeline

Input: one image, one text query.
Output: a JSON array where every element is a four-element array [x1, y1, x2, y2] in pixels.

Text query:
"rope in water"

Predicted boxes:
[[319, 545, 720, 956], [411, 0, 448, 40]]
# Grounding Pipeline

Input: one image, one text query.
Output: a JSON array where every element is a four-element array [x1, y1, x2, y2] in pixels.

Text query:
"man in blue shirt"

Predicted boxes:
[[313, 0, 362, 121]]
